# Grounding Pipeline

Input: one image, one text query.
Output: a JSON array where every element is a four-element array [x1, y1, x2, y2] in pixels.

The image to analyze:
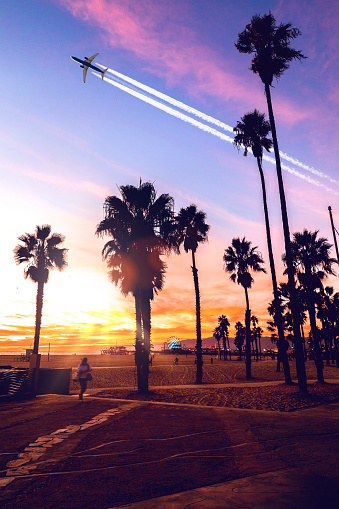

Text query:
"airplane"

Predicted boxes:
[[70, 53, 108, 83]]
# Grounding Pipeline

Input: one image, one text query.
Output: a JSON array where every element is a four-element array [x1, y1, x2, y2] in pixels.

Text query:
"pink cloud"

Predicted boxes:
[[54, 0, 310, 124]]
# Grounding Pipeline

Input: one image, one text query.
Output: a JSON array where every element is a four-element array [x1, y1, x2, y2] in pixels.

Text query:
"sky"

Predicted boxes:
[[1, 0, 339, 353]]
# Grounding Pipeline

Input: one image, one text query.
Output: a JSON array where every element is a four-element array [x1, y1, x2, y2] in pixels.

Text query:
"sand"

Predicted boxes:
[[2, 353, 339, 411]]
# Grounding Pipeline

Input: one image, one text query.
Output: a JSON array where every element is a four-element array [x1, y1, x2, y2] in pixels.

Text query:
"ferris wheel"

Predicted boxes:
[[167, 336, 181, 349]]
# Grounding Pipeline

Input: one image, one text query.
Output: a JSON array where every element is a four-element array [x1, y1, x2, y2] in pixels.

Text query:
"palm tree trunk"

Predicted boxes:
[[134, 288, 144, 392], [192, 251, 203, 384], [33, 281, 44, 355], [264, 83, 307, 392], [244, 287, 252, 379], [300, 323, 306, 358], [257, 156, 292, 383], [307, 295, 324, 382], [135, 288, 142, 344], [254, 333, 259, 361], [223, 335, 227, 360], [139, 290, 151, 392], [216, 339, 221, 359]]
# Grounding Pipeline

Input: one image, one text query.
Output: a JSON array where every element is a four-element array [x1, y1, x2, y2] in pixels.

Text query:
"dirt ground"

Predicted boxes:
[[2, 354, 339, 412]]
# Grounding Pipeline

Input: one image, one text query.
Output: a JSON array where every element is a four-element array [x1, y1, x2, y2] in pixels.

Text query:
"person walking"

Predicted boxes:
[[77, 357, 92, 401]]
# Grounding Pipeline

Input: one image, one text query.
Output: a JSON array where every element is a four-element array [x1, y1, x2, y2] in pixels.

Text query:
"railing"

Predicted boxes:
[[0, 367, 31, 397]]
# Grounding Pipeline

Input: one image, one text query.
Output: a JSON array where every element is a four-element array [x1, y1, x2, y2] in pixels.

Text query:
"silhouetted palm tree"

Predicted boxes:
[[234, 109, 292, 382], [213, 325, 222, 359], [218, 315, 230, 359], [318, 286, 339, 367], [96, 182, 176, 392], [289, 230, 336, 382], [234, 321, 245, 360], [251, 315, 259, 360], [330, 290, 339, 367], [223, 237, 266, 378], [176, 205, 209, 384], [235, 12, 307, 392], [14, 225, 67, 354]]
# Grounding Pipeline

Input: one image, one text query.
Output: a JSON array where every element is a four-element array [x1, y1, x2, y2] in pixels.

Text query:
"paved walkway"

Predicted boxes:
[[0, 393, 338, 508]]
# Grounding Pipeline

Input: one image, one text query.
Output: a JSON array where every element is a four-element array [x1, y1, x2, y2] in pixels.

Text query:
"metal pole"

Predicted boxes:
[[328, 206, 339, 266]]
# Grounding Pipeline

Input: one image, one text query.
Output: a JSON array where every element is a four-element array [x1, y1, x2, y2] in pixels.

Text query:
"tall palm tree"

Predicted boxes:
[[234, 109, 292, 382], [289, 230, 336, 382], [175, 205, 209, 384], [223, 237, 266, 379], [14, 225, 67, 354], [235, 12, 308, 392], [96, 181, 176, 392]]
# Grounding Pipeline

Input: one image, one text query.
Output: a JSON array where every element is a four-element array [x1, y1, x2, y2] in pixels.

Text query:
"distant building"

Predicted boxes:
[[101, 346, 128, 355]]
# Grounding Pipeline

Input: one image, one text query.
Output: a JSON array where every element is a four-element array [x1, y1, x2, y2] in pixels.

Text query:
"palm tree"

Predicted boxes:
[[223, 237, 266, 378], [233, 109, 292, 382], [96, 181, 176, 392], [175, 205, 209, 384], [14, 225, 67, 354], [331, 291, 339, 367], [251, 315, 259, 360], [234, 321, 245, 360], [289, 230, 336, 382], [235, 12, 308, 392], [218, 315, 230, 359], [319, 286, 339, 367], [213, 325, 222, 359]]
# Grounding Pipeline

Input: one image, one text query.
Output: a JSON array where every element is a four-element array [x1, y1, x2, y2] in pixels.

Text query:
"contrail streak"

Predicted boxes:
[[98, 64, 338, 187], [279, 151, 338, 184], [93, 71, 338, 194], [98, 64, 234, 134], [93, 72, 233, 144], [263, 155, 338, 195]]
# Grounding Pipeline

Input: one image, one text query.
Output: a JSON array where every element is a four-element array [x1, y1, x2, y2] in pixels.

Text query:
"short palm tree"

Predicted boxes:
[[14, 225, 67, 354], [213, 325, 222, 359], [251, 315, 259, 360], [218, 315, 230, 359], [233, 110, 292, 383], [176, 205, 209, 384], [234, 321, 245, 360], [289, 230, 336, 382], [319, 286, 339, 367], [96, 182, 176, 392], [235, 12, 307, 392], [223, 237, 266, 378]]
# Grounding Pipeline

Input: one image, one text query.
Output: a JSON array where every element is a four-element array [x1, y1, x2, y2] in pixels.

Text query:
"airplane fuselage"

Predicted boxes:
[[70, 56, 102, 74]]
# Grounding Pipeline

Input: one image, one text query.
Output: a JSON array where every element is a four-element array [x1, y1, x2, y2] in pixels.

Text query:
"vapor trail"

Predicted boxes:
[[98, 64, 337, 187], [263, 155, 338, 195], [93, 72, 233, 144], [98, 64, 234, 134], [279, 152, 339, 185], [94, 72, 338, 194]]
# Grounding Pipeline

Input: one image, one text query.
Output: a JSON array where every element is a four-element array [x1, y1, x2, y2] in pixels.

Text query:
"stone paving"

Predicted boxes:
[[0, 394, 338, 508]]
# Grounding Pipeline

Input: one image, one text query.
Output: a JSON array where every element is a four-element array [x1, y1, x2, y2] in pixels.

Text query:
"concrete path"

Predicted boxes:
[[0, 395, 338, 508]]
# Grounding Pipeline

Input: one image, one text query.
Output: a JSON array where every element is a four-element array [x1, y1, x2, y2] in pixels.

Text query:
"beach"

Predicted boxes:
[[2, 353, 339, 412]]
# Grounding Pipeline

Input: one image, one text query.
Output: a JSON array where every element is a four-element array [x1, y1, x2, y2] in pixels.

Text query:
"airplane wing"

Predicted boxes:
[[86, 53, 99, 63], [83, 67, 88, 83]]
